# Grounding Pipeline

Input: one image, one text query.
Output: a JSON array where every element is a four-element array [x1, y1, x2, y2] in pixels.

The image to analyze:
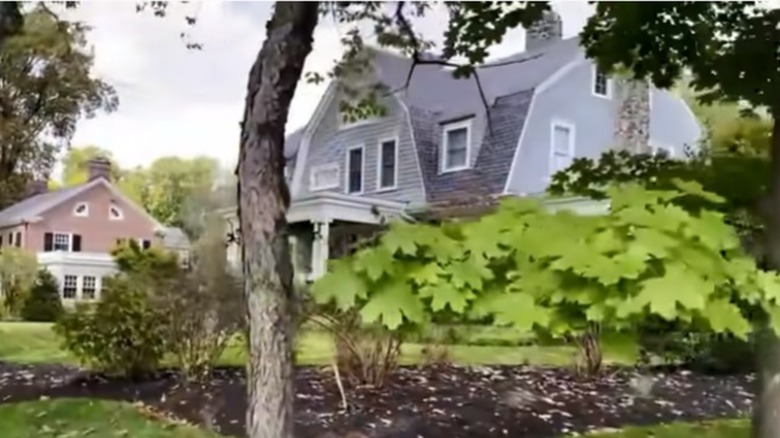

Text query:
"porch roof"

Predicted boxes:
[[218, 192, 408, 225]]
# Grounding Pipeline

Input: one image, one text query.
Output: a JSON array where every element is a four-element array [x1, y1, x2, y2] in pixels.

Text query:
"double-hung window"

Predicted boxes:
[[550, 121, 575, 175], [377, 138, 397, 190], [442, 120, 471, 172], [346, 146, 364, 194]]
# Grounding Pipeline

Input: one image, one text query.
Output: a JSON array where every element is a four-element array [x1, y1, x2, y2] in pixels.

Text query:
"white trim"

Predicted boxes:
[[503, 92, 537, 194], [376, 135, 399, 192], [549, 120, 576, 177], [218, 192, 407, 226], [344, 145, 365, 195], [291, 82, 338, 197], [441, 118, 473, 173], [309, 163, 340, 192], [72, 202, 89, 217], [536, 58, 585, 94], [394, 97, 428, 200], [591, 64, 613, 99]]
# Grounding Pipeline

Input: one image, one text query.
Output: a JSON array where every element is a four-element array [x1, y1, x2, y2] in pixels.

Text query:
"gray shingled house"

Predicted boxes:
[[220, 11, 702, 281]]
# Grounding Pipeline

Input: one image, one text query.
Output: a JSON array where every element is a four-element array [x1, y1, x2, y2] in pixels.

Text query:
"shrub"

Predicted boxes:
[[0, 247, 38, 318], [156, 219, 244, 382], [21, 269, 63, 322], [53, 276, 167, 377]]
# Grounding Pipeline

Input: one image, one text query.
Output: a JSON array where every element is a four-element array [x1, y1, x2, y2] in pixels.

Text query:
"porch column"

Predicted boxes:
[[310, 220, 331, 280]]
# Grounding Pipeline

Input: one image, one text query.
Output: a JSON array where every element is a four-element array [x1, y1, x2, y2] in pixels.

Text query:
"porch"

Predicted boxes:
[[220, 192, 408, 282]]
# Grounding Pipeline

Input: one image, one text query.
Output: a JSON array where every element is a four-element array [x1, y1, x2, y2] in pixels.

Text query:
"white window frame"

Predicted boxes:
[[549, 120, 576, 176], [62, 275, 77, 299], [73, 202, 89, 217], [441, 119, 472, 173], [81, 275, 97, 300], [376, 136, 399, 191], [592, 65, 612, 99], [53, 232, 72, 252], [344, 145, 365, 195], [309, 163, 340, 191], [109, 204, 124, 221]]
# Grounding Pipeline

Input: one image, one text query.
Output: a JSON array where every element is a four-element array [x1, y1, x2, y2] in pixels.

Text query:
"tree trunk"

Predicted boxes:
[[237, 3, 319, 438], [753, 118, 780, 437]]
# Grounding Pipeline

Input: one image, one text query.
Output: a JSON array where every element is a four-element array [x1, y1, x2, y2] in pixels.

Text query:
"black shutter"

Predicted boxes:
[[43, 232, 53, 252], [14, 232, 21, 247], [141, 239, 151, 250], [0, 235, 4, 247], [72, 234, 82, 252]]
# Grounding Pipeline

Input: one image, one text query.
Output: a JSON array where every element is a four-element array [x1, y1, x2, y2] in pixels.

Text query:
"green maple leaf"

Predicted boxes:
[[686, 210, 740, 251], [449, 254, 492, 290], [462, 219, 506, 259], [473, 292, 550, 332], [353, 246, 395, 281], [310, 260, 367, 309], [635, 264, 712, 319], [704, 299, 751, 339], [672, 178, 725, 204], [615, 296, 646, 318], [425, 233, 463, 260], [359, 279, 424, 330], [419, 282, 473, 313], [381, 222, 419, 255], [756, 270, 780, 302], [628, 227, 679, 259], [408, 262, 445, 286]]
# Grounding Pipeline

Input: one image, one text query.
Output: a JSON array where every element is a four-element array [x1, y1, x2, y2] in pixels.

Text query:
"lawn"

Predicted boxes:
[[0, 321, 583, 367], [0, 398, 750, 437]]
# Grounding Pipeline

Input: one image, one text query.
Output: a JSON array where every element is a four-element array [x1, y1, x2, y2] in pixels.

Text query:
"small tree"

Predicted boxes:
[[21, 269, 63, 322], [0, 247, 39, 318]]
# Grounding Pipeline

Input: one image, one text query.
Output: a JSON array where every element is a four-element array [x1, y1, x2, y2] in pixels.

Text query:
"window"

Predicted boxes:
[[593, 67, 611, 98], [82, 276, 96, 300], [377, 138, 398, 190], [62, 275, 77, 299], [73, 203, 89, 217], [109, 204, 123, 220], [179, 250, 191, 269], [442, 121, 471, 172], [309, 163, 340, 191], [53, 233, 70, 251], [345, 146, 364, 194], [13, 232, 20, 247], [550, 121, 575, 175], [138, 238, 152, 249]]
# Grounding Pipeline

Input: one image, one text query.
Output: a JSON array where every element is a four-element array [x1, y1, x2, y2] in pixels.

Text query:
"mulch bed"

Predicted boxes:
[[0, 361, 754, 438]]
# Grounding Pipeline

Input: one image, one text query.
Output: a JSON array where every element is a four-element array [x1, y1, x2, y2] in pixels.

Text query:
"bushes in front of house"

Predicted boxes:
[[20, 269, 63, 322], [53, 218, 244, 380]]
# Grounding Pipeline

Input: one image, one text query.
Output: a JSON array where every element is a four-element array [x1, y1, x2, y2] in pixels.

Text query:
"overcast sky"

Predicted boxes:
[[61, 1, 594, 171]]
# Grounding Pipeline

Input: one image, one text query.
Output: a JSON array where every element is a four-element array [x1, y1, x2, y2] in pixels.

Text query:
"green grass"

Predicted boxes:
[[0, 321, 581, 367], [0, 399, 218, 437], [0, 398, 750, 438], [581, 419, 749, 437]]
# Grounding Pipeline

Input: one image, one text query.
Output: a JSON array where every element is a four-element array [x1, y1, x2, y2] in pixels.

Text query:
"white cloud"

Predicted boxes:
[[64, 1, 594, 173]]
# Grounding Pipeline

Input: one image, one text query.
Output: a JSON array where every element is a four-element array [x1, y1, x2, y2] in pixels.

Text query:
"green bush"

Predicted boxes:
[[53, 276, 167, 377], [21, 269, 63, 322]]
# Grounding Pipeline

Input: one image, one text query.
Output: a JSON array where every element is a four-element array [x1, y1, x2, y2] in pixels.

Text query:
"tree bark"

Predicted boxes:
[[753, 117, 780, 438], [237, 3, 319, 438]]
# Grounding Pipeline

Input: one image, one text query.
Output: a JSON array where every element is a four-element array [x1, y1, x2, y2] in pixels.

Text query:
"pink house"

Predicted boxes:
[[0, 157, 189, 301]]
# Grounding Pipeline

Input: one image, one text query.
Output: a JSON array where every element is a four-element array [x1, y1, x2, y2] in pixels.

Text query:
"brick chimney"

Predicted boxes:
[[87, 156, 112, 181], [24, 179, 48, 198], [525, 10, 563, 52]]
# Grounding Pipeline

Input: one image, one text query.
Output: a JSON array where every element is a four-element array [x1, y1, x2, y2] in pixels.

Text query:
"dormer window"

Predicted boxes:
[[109, 204, 124, 220], [73, 203, 89, 217], [442, 119, 472, 172], [592, 66, 612, 98]]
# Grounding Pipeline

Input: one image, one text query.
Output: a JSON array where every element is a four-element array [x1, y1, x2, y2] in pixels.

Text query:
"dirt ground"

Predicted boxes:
[[0, 362, 754, 438]]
